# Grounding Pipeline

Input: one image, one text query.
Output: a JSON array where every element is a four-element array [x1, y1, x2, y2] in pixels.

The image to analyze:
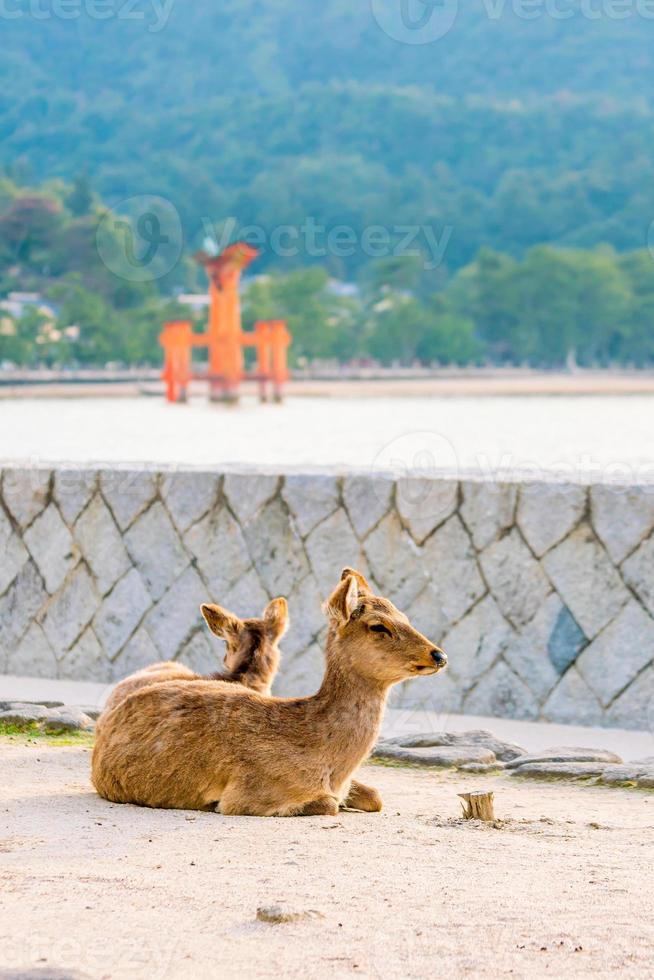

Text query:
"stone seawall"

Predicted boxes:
[[1, 464, 653, 730]]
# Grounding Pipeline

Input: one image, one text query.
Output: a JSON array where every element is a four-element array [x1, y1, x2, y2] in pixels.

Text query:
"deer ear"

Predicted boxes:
[[323, 574, 359, 626], [340, 567, 372, 595], [263, 597, 289, 640], [201, 604, 243, 638]]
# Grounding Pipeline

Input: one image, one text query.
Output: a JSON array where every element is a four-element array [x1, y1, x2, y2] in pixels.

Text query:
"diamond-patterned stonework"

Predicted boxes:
[[1, 463, 653, 731]]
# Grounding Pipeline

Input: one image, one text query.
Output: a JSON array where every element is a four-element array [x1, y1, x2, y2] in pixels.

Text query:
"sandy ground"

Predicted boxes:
[[1, 740, 653, 980]]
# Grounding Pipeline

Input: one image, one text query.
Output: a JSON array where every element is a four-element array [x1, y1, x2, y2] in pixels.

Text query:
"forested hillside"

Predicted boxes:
[[3, 2, 654, 275]]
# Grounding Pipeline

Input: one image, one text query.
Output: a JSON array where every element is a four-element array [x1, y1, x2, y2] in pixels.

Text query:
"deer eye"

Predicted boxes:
[[369, 623, 392, 638]]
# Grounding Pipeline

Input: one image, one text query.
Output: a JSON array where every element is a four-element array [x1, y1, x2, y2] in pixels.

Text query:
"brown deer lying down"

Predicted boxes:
[[101, 597, 288, 717], [92, 569, 447, 817]]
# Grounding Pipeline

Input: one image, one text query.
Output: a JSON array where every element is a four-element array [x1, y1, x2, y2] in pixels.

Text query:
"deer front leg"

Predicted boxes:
[[343, 779, 383, 812], [297, 795, 340, 816]]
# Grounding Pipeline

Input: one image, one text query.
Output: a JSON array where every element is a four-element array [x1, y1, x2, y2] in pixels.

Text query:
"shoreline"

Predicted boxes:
[[3, 369, 654, 399]]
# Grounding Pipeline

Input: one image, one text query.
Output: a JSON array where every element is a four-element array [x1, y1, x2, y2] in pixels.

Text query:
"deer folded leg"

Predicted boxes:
[[298, 795, 340, 816], [343, 779, 383, 812]]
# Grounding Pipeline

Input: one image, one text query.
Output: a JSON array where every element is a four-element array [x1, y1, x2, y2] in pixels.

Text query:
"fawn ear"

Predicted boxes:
[[340, 567, 372, 595], [201, 604, 243, 639], [323, 574, 359, 626], [263, 597, 289, 640]]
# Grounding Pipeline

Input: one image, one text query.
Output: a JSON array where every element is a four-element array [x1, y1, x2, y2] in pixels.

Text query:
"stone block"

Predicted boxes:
[[517, 482, 586, 557], [93, 568, 152, 660], [7, 623, 58, 679], [274, 643, 325, 698], [40, 565, 96, 654], [59, 628, 111, 682], [541, 666, 604, 726], [223, 473, 279, 524], [53, 468, 97, 524], [364, 511, 427, 609], [179, 630, 218, 675], [441, 594, 514, 694], [125, 501, 189, 601], [605, 665, 654, 732], [74, 495, 130, 597], [143, 566, 208, 659], [503, 594, 576, 702], [160, 470, 220, 534], [547, 604, 586, 675], [460, 480, 517, 551], [0, 560, 48, 654], [621, 531, 654, 618], [591, 484, 654, 564], [100, 468, 158, 531], [542, 523, 630, 639], [282, 474, 340, 537], [24, 503, 78, 594], [419, 515, 486, 625], [305, 508, 361, 595], [185, 506, 252, 597], [110, 627, 161, 680], [2, 468, 50, 529], [218, 567, 270, 619], [283, 574, 325, 658], [242, 496, 309, 596], [0, 504, 29, 596], [479, 528, 551, 629], [463, 660, 540, 720], [396, 477, 457, 544], [576, 601, 654, 707], [343, 474, 393, 539]]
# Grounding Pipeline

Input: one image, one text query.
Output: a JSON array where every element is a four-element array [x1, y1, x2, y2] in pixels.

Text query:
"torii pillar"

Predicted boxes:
[[197, 242, 259, 402]]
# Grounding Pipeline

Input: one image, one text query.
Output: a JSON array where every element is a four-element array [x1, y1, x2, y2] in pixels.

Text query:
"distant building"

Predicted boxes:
[[176, 293, 210, 312], [0, 292, 59, 320]]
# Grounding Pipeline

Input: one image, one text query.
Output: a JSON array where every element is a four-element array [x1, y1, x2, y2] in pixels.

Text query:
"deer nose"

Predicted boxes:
[[430, 649, 447, 668]]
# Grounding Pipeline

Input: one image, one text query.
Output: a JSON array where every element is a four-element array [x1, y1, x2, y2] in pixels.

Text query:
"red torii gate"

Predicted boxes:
[[160, 242, 291, 403]]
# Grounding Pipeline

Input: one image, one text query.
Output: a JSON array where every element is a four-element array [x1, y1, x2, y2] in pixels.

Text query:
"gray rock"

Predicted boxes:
[[380, 729, 525, 762], [343, 474, 393, 539], [591, 485, 654, 565], [576, 601, 654, 707], [542, 523, 630, 639], [506, 747, 622, 769], [100, 468, 158, 531], [396, 477, 457, 544], [459, 761, 506, 773], [0, 703, 50, 724], [517, 482, 586, 558], [24, 503, 78, 594], [282, 474, 339, 537], [460, 481, 516, 551], [125, 501, 189, 600], [75, 495, 130, 596], [160, 471, 220, 534], [305, 508, 362, 595], [621, 531, 654, 619], [373, 743, 497, 767], [479, 529, 551, 629], [42, 706, 94, 733], [256, 905, 324, 924], [509, 762, 609, 780], [223, 473, 278, 524], [599, 763, 654, 788]]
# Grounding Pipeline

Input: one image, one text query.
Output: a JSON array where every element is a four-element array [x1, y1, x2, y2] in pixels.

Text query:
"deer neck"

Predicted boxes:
[[308, 653, 389, 783]]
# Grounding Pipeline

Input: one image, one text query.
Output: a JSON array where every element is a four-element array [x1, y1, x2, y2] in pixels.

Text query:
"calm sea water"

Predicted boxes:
[[1, 395, 653, 483]]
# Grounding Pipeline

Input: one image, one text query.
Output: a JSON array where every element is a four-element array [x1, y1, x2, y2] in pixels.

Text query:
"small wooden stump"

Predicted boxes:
[[458, 790, 495, 822]]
